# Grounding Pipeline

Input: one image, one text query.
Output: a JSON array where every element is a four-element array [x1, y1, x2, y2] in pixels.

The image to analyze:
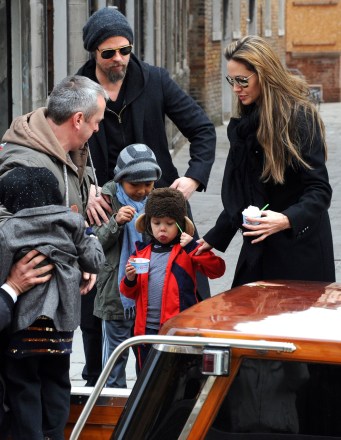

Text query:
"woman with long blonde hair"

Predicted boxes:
[[198, 35, 334, 287], [197, 35, 335, 434]]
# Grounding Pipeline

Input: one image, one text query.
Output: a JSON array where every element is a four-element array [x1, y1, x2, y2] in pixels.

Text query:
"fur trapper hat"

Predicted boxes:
[[135, 187, 195, 236], [0, 167, 63, 214], [83, 7, 134, 52], [114, 144, 161, 183]]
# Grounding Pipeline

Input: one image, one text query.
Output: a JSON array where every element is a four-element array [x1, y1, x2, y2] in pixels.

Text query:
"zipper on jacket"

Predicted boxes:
[[106, 105, 126, 124], [106, 104, 127, 146]]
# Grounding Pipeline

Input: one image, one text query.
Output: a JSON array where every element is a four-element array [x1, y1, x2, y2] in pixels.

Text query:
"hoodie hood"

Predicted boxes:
[[2, 107, 91, 182], [0, 107, 96, 212], [2, 107, 68, 165]]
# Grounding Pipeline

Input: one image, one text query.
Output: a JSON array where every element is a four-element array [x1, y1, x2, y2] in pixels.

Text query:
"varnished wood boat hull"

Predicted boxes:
[[65, 387, 129, 439]]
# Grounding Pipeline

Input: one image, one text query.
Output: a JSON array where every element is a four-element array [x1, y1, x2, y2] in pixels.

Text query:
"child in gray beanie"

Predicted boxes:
[[93, 143, 161, 388]]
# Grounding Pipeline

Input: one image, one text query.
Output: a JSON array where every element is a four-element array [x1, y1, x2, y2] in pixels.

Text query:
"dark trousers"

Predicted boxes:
[[136, 327, 159, 373], [80, 286, 102, 386], [5, 354, 71, 440]]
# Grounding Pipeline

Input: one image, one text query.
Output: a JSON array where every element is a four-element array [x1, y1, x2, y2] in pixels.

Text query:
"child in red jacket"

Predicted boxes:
[[120, 188, 226, 370]]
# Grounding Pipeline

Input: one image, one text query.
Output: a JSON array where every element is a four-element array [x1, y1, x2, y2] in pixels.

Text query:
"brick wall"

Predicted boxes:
[[186, 0, 291, 125], [286, 52, 341, 102], [286, 0, 341, 102], [188, 0, 222, 125]]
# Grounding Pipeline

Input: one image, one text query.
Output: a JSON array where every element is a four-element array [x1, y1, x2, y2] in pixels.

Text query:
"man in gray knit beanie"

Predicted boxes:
[[83, 7, 134, 52], [77, 5, 216, 387]]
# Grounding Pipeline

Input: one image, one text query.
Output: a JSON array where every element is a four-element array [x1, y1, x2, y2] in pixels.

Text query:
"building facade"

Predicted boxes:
[[286, 0, 341, 102], [1, 0, 287, 145]]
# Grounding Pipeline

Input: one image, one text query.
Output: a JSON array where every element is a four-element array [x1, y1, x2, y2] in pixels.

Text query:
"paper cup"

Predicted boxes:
[[242, 214, 261, 225], [129, 258, 150, 274]]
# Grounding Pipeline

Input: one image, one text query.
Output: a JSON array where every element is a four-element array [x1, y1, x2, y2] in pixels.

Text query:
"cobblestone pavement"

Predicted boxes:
[[70, 102, 341, 388]]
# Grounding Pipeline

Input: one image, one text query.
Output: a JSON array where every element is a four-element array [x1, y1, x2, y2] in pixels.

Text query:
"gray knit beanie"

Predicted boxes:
[[114, 144, 162, 183], [83, 7, 134, 52]]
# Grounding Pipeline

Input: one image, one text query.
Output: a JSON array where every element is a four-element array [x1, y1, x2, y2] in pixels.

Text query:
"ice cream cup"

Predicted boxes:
[[242, 206, 261, 225], [129, 258, 150, 274], [242, 214, 261, 225]]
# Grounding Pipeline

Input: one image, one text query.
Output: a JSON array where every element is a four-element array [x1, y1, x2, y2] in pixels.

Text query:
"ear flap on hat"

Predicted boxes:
[[135, 213, 147, 233], [184, 216, 195, 237]]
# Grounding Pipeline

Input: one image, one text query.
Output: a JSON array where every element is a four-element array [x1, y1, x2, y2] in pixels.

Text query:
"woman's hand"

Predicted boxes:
[[195, 238, 213, 255], [242, 210, 291, 244]]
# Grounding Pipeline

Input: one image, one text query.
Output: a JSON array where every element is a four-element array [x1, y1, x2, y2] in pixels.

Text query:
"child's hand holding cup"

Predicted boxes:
[[126, 258, 150, 281], [125, 260, 137, 281]]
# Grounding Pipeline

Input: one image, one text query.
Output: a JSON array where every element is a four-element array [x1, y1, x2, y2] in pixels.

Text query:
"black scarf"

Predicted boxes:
[[223, 107, 267, 229], [223, 107, 268, 280]]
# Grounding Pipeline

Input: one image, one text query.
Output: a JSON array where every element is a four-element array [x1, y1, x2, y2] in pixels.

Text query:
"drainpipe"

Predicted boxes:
[[67, 0, 88, 75], [30, 0, 47, 109]]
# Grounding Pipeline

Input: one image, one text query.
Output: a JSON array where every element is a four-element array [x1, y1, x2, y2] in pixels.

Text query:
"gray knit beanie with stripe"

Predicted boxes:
[[83, 7, 134, 52], [114, 144, 162, 183]]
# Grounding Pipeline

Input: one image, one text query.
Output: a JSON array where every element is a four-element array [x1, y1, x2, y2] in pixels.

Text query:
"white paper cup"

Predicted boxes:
[[242, 214, 261, 225], [129, 258, 150, 274]]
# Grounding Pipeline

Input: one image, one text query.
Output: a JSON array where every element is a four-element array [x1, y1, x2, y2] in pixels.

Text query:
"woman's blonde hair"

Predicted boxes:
[[224, 35, 326, 184]]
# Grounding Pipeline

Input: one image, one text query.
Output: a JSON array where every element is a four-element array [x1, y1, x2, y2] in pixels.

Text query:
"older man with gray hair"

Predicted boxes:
[[0, 75, 110, 295]]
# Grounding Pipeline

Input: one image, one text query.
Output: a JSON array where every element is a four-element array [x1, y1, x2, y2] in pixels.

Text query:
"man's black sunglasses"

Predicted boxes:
[[97, 45, 133, 60]]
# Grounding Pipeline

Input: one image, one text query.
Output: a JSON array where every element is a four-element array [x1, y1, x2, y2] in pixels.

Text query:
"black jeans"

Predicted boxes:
[[5, 354, 71, 440], [80, 286, 102, 385]]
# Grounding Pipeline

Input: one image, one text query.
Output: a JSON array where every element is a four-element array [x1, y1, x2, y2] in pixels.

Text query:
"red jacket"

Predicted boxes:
[[120, 240, 226, 336]]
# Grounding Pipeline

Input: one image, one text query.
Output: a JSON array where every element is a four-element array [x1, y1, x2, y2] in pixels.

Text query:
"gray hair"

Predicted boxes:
[[46, 75, 108, 124]]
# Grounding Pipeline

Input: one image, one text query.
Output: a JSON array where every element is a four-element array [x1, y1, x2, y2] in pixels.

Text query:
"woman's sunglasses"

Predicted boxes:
[[97, 45, 133, 60], [225, 72, 256, 88]]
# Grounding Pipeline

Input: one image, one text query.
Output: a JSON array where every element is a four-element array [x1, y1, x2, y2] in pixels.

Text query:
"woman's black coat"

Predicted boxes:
[[204, 109, 335, 286]]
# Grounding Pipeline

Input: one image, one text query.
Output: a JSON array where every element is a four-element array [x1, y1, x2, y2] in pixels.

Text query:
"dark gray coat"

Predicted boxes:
[[0, 290, 14, 331], [0, 205, 105, 332]]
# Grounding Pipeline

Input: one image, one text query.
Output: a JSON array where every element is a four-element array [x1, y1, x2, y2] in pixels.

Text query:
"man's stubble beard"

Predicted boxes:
[[108, 70, 126, 83], [104, 63, 128, 83]]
